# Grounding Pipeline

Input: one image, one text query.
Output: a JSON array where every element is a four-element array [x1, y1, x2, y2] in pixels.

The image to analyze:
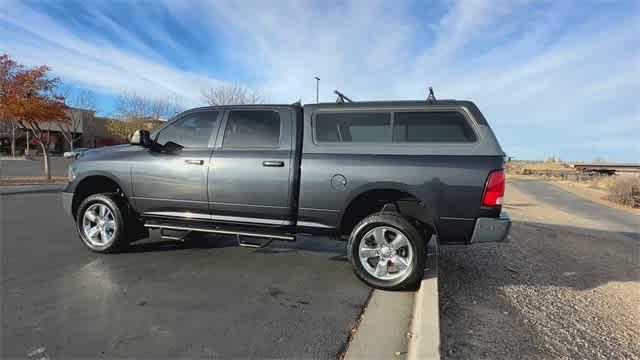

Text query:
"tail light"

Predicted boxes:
[[482, 170, 505, 207]]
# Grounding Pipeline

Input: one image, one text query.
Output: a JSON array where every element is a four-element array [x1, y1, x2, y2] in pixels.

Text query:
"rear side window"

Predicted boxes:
[[315, 112, 391, 142], [223, 110, 281, 148], [393, 111, 476, 143]]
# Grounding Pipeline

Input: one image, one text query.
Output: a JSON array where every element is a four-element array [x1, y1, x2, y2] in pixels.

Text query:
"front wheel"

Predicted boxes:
[[76, 193, 129, 253], [347, 212, 425, 290]]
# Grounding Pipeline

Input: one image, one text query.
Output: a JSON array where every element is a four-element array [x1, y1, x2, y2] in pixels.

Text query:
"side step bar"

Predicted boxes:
[[144, 223, 295, 242]]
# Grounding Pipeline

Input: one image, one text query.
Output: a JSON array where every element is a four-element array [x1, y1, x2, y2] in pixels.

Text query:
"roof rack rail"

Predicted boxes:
[[334, 90, 353, 103], [426, 87, 436, 103]]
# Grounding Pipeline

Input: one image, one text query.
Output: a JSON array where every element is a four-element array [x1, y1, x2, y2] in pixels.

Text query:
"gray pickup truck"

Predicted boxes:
[[63, 98, 510, 289]]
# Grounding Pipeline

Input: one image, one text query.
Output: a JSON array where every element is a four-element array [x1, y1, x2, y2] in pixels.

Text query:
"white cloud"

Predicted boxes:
[[1, 0, 638, 160]]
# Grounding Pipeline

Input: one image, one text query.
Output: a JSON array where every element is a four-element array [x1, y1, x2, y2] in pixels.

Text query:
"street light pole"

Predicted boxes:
[[314, 76, 320, 103]]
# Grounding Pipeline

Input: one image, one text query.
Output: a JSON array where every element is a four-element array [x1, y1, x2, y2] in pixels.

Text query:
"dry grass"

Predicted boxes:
[[606, 175, 640, 208], [506, 160, 571, 174]]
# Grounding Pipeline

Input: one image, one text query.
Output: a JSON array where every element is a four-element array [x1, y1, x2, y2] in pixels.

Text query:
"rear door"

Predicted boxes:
[[208, 107, 296, 228]]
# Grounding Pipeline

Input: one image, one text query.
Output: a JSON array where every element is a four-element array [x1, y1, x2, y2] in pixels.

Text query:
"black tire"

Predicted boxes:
[[75, 193, 129, 253], [347, 212, 425, 290]]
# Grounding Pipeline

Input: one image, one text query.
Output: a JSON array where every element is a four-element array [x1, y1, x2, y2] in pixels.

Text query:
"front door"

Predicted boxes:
[[208, 108, 295, 228], [130, 110, 221, 217]]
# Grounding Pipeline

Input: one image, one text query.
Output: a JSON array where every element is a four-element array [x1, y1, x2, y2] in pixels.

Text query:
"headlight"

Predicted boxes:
[[68, 166, 77, 181]]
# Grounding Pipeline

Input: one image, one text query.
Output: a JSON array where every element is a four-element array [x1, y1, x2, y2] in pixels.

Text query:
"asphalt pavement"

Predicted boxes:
[[508, 178, 639, 234], [0, 156, 70, 177], [1, 193, 370, 359]]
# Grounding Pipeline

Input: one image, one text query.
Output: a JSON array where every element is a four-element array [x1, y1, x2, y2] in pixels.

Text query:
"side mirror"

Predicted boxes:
[[130, 129, 151, 147], [162, 141, 184, 153]]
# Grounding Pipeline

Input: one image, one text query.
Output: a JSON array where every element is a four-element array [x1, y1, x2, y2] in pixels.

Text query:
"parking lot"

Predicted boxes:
[[2, 158, 639, 359], [0, 156, 70, 177], [1, 193, 369, 359]]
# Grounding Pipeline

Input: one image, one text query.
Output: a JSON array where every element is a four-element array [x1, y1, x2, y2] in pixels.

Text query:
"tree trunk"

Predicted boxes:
[[11, 121, 16, 157], [26, 131, 30, 155], [39, 141, 51, 180]]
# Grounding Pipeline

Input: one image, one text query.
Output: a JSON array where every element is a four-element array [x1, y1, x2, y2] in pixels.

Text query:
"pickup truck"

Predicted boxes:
[[62, 98, 510, 289]]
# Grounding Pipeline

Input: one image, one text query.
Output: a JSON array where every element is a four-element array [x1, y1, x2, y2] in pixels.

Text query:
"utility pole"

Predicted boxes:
[[314, 76, 320, 103]]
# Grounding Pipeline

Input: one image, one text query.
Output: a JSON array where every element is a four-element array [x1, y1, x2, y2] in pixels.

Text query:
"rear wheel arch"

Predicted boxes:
[[339, 186, 437, 238]]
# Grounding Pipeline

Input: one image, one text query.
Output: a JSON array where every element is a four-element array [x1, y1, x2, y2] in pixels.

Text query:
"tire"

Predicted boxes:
[[347, 212, 426, 290], [75, 193, 129, 253]]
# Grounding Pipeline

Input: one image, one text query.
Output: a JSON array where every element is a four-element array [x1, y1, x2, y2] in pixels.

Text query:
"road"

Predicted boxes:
[[1, 193, 369, 359], [508, 178, 639, 234], [0, 156, 70, 177], [439, 179, 639, 359]]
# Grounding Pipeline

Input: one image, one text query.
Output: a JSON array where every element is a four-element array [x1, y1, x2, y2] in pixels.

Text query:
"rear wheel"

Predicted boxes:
[[347, 212, 425, 290], [76, 193, 129, 253]]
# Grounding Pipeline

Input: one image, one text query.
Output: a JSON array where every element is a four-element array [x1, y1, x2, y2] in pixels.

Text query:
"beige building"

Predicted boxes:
[[1, 108, 123, 155]]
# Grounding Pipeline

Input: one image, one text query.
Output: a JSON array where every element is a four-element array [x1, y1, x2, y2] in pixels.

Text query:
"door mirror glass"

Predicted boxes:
[[130, 129, 151, 146]]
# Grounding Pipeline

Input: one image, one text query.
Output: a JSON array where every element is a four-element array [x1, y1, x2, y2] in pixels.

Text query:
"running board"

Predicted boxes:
[[143, 223, 295, 242], [160, 228, 191, 241]]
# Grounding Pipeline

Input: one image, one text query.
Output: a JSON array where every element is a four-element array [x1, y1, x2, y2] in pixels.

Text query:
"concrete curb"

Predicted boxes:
[[0, 184, 64, 195], [408, 239, 440, 360]]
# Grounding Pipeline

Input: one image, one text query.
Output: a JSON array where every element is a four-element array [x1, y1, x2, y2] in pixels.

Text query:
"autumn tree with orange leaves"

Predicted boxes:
[[0, 54, 68, 179]]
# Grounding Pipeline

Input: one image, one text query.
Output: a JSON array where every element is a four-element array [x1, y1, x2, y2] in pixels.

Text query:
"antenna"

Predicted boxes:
[[426, 87, 436, 103], [334, 90, 353, 103]]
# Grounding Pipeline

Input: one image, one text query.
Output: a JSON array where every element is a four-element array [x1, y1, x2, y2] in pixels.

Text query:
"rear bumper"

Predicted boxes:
[[470, 212, 511, 243]]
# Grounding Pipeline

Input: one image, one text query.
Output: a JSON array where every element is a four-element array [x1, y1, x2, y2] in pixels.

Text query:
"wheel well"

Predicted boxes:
[[340, 189, 435, 236], [72, 176, 124, 217]]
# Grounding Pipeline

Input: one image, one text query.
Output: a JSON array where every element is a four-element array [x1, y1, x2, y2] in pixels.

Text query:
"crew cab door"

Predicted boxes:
[[208, 108, 296, 228], [130, 110, 221, 216]]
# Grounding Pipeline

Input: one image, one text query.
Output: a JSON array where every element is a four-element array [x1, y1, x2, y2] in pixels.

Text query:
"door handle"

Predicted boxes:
[[185, 159, 204, 165], [262, 161, 284, 167]]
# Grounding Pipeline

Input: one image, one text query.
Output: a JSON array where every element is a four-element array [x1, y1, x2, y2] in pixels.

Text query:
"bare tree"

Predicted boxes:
[[56, 87, 96, 151], [108, 93, 181, 140], [113, 93, 181, 121], [201, 83, 263, 105]]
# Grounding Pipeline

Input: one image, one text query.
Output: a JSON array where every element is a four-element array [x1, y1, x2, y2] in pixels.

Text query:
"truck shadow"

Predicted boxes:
[[439, 220, 639, 292]]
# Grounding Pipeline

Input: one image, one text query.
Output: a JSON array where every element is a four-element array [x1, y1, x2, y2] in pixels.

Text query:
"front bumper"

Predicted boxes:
[[470, 212, 511, 243], [62, 192, 73, 217]]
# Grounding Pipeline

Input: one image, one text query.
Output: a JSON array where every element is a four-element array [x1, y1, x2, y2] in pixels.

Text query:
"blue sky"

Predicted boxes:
[[1, 0, 638, 161]]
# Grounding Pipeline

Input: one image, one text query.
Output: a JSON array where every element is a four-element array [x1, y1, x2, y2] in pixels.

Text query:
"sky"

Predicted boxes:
[[1, 0, 638, 162]]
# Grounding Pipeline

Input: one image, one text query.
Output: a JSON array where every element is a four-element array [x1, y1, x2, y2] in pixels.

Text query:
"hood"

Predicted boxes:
[[75, 144, 141, 161]]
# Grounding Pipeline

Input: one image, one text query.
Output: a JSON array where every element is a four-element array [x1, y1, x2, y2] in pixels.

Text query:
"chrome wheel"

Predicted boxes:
[[82, 203, 116, 247], [358, 226, 413, 281]]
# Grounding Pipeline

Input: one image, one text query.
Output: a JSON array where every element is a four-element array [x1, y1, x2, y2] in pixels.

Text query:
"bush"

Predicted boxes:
[[607, 175, 640, 208]]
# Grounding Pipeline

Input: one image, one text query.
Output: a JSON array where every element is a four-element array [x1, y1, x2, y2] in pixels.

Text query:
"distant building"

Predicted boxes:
[[0, 107, 125, 155]]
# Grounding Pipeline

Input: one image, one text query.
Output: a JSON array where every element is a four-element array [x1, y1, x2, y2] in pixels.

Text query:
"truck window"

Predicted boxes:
[[223, 110, 281, 148], [393, 111, 476, 142], [156, 111, 219, 148], [315, 112, 391, 142]]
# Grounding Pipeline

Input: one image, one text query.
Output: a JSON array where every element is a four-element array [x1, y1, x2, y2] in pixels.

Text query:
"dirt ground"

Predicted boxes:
[[439, 183, 639, 359]]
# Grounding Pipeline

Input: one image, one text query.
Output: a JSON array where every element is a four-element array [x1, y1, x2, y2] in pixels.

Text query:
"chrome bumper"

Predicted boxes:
[[470, 212, 511, 243], [62, 192, 73, 217]]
